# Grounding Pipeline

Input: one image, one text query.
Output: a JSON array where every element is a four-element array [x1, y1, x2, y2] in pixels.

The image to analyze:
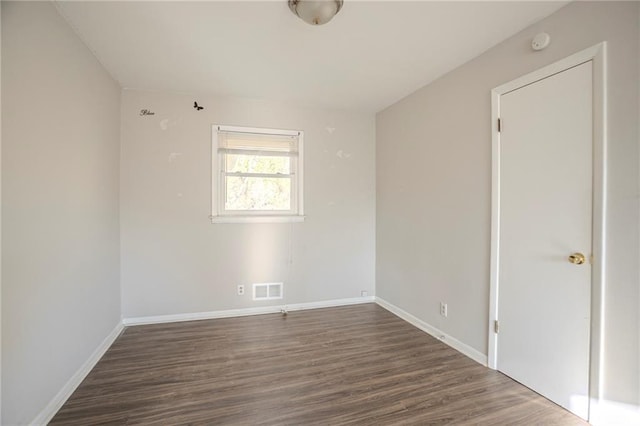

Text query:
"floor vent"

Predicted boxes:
[[253, 282, 283, 301]]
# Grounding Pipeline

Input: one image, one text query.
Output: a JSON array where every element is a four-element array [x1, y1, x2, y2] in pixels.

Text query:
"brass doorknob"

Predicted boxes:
[[568, 253, 586, 265]]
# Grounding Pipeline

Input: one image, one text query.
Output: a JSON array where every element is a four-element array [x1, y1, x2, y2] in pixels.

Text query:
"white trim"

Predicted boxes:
[[31, 322, 124, 426], [210, 215, 305, 224], [211, 125, 218, 220], [490, 44, 605, 96], [488, 88, 501, 370], [488, 43, 607, 419], [375, 297, 487, 366], [590, 41, 607, 413], [297, 131, 305, 216], [123, 296, 375, 326]]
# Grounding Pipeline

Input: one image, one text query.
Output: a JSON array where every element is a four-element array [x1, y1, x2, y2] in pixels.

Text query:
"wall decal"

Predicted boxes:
[[336, 150, 352, 159], [140, 109, 155, 116], [193, 101, 204, 111]]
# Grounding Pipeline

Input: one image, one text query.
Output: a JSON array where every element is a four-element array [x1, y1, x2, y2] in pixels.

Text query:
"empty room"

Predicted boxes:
[[2, 0, 639, 424]]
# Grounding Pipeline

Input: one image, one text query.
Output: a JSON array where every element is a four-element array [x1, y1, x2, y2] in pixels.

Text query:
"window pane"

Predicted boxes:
[[225, 176, 291, 211], [225, 154, 290, 174]]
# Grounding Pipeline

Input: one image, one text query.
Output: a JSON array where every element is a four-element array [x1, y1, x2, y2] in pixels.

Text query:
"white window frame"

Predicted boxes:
[[211, 124, 305, 224]]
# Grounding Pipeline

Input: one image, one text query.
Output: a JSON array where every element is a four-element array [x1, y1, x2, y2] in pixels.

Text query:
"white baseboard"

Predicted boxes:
[[31, 321, 124, 426], [123, 296, 376, 326], [375, 297, 487, 366]]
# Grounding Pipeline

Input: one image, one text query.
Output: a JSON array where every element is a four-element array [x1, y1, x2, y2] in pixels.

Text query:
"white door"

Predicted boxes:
[[497, 61, 592, 420]]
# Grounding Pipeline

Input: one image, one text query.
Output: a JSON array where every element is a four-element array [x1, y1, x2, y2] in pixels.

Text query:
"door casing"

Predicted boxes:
[[488, 42, 607, 420]]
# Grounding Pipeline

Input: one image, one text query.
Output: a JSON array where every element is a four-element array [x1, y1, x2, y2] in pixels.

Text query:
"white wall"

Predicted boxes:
[[1, 2, 121, 424], [120, 90, 375, 318], [376, 0, 639, 408]]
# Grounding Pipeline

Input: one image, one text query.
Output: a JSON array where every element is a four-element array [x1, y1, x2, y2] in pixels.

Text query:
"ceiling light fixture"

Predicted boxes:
[[288, 0, 343, 26]]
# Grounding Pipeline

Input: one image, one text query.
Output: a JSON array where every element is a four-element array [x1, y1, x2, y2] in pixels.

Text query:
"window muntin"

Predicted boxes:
[[212, 125, 304, 222]]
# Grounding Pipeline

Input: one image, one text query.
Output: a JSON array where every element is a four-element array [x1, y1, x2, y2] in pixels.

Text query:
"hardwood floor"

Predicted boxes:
[[51, 304, 586, 425]]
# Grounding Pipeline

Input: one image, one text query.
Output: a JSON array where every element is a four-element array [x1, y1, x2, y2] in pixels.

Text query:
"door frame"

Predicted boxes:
[[488, 42, 607, 419]]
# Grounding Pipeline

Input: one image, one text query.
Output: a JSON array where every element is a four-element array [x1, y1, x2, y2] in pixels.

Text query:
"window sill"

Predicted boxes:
[[210, 215, 305, 224]]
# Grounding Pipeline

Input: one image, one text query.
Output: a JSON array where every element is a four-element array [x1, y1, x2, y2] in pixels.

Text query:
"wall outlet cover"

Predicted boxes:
[[440, 302, 448, 318]]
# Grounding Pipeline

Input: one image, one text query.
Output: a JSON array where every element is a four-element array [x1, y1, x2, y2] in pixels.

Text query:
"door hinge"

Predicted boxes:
[[497, 118, 502, 132], [494, 320, 500, 334]]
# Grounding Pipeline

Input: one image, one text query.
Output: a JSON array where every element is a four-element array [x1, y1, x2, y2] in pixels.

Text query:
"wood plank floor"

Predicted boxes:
[[51, 304, 586, 425]]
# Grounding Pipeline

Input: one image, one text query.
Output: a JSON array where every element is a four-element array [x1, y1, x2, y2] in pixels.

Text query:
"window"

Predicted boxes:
[[211, 125, 304, 223]]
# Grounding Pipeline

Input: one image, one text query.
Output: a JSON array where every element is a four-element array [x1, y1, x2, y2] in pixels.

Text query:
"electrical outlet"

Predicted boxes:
[[440, 302, 448, 318], [361, 290, 368, 297], [237, 285, 245, 296]]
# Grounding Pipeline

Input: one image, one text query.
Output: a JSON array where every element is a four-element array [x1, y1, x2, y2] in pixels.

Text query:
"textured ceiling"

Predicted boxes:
[[55, 1, 567, 112]]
